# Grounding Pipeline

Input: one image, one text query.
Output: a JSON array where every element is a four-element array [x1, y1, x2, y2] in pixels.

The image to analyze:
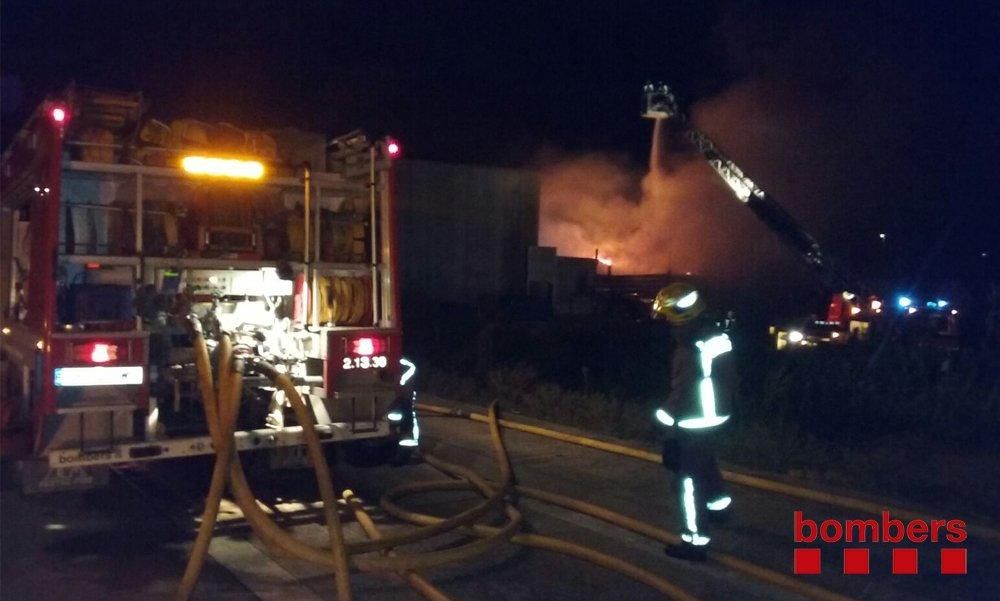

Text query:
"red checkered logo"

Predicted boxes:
[[891, 548, 919, 575], [793, 511, 968, 575], [793, 548, 821, 575]]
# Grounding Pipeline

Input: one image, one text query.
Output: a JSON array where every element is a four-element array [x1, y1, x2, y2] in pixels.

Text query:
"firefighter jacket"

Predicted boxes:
[[656, 331, 735, 432]]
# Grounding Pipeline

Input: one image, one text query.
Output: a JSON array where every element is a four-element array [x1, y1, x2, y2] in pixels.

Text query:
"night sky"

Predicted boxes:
[[2, 1, 998, 287]]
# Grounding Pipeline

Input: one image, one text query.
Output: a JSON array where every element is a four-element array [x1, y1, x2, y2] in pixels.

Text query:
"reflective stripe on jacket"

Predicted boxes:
[[658, 333, 735, 430]]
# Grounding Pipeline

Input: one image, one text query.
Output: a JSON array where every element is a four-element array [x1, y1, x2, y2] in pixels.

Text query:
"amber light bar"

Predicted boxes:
[[181, 155, 265, 180]]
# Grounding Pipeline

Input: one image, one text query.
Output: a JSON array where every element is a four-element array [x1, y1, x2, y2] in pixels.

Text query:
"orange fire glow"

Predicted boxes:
[[537, 104, 810, 286]]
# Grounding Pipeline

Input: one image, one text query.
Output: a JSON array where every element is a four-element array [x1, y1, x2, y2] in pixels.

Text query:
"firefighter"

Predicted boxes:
[[652, 283, 734, 560]]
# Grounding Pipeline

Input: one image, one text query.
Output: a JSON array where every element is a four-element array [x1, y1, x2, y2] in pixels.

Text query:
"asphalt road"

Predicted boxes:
[[2, 402, 997, 600]]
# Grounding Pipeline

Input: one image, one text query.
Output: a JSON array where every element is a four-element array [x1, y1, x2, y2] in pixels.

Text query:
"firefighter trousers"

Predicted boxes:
[[662, 432, 728, 546]]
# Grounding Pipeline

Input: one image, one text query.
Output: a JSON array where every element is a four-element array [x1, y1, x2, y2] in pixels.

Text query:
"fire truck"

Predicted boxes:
[[0, 86, 415, 492], [641, 83, 887, 348]]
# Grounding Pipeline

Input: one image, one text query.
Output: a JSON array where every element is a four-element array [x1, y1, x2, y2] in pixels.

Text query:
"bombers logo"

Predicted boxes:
[[793, 511, 968, 575]]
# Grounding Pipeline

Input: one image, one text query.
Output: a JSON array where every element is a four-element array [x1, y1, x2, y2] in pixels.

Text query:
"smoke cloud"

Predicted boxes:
[[538, 2, 976, 292], [538, 110, 810, 289]]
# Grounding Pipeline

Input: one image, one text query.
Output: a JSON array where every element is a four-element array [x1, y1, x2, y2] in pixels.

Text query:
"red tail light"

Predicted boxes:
[[385, 138, 401, 158], [50, 106, 68, 123], [74, 342, 118, 364], [351, 337, 384, 357]]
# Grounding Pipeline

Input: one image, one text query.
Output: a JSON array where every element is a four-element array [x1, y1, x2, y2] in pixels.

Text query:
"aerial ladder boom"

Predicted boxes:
[[642, 83, 852, 292]]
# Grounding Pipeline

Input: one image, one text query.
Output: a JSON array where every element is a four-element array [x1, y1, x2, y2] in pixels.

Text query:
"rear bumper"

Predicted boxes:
[[47, 421, 392, 468]]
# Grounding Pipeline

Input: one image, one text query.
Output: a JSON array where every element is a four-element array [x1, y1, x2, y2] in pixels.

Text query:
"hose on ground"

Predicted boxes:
[[416, 402, 1000, 545], [416, 404, 859, 601], [342, 489, 455, 601], [176, 320, 697, 600], [515, 483, 855, 601], [386, 453, 700, 601], [220, 395, 522, 572]]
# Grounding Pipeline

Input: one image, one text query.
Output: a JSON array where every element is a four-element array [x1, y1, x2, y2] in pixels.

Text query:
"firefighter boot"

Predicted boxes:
[[663, 541, 708, 562]]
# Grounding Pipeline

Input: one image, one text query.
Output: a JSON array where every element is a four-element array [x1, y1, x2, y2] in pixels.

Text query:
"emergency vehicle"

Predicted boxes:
[[0, 86, 414, 492], [642, 83, 892, 348]]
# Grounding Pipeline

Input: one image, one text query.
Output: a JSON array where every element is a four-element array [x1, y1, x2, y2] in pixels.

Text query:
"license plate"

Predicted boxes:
[[54, 366, 144, 387]]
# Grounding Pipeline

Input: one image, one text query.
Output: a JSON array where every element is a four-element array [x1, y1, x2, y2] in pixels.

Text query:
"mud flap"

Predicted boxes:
[[16, 459, 110, 494]]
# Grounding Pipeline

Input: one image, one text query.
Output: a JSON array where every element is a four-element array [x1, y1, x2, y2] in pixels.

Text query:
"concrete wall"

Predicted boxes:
[[395, 160, 538, 304]]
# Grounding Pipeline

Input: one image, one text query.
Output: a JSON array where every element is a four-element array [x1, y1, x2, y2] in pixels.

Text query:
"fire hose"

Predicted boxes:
[[415, 404, 860, 601], [177, 318, 699, 601], [415, 402, 1000, 544], [342, 488, 455, 601]]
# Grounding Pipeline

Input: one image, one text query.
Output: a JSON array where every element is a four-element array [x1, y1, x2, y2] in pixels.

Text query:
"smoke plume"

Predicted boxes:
[[538, 109, 810, 289], [538, 2, 971, 292]]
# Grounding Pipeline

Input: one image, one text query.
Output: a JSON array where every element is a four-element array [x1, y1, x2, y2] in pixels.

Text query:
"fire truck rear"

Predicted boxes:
[[0, 87, 414, 493]]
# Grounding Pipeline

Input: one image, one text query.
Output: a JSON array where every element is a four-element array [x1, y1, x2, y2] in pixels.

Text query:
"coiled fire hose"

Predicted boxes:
[[342, 489, 455, 601], [387, 454, 700, 601], [177, 317, 698, 601], [416, 406, 858, 601]]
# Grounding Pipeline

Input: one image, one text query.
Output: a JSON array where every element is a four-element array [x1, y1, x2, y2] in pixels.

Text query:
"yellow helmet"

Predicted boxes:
[[652, 283, 705, 324]]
